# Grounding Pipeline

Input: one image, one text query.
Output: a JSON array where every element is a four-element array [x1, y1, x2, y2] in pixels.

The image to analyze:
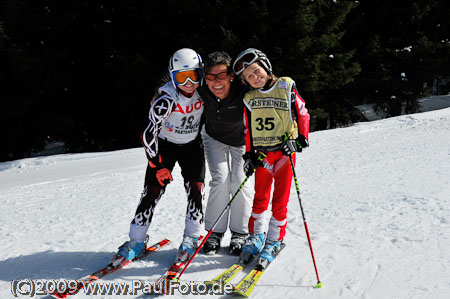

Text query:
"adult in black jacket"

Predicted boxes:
[[199, 52, 253, 255]]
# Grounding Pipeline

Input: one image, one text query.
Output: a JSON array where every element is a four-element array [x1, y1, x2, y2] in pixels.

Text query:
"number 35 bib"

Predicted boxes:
[[244, 77, 298, 148]]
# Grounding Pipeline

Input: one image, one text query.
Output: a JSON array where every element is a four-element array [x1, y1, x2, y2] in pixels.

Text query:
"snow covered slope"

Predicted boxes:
[[1, 108, 450, 298]]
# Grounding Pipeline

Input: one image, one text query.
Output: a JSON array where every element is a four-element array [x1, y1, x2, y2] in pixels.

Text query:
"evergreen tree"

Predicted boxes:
[[343, 0, 450, 117], [265, 0, 361, 129]]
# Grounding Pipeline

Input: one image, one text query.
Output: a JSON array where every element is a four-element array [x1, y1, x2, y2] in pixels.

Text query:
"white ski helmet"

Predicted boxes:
[[232, 48, 272, 77], [168, 48, 203, 88]]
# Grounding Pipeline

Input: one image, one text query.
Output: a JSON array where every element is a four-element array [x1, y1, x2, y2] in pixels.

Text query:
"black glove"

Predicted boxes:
[[281, 135, 309, 156], [242, 151, 262, 177]]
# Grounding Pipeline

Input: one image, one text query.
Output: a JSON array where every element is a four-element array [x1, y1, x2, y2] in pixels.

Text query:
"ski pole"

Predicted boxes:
[[176, 152, 266, 280], [284, 135, 323, 288]]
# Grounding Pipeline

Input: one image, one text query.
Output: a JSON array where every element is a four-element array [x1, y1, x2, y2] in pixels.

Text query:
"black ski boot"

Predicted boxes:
[[229, 232, 249, 255], [203, 232, 223, 254]]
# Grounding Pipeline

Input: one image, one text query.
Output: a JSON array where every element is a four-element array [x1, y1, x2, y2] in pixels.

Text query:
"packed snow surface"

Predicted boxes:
[[1, 107, 450, 298]]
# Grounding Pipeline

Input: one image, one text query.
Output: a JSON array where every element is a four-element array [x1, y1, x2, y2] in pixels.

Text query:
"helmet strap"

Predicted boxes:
[[262, 76, 275, 90]]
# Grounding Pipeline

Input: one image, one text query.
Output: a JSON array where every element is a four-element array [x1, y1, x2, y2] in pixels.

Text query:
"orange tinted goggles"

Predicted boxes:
[[205, 71, 229, 81], [173, 69, 201, 85]]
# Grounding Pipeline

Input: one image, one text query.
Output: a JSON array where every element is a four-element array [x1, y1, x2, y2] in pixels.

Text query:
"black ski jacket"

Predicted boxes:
[[198, 81, 249, 147]]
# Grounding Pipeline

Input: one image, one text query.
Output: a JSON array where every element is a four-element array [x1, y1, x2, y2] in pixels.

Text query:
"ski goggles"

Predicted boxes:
[[205, 71, 230, 81], [232, 51, 259, 76], [172, 69, 202, 86]]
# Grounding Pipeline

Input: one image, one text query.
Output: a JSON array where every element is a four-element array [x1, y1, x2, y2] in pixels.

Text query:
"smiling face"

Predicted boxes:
[[177, 81, 199, 94], [205, 64, 234, 100], [242, 62, 269, 89]]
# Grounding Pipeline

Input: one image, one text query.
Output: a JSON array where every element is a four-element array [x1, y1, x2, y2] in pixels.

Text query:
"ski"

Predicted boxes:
[[48, 238, 170, 299], [155, 260, 185, 284], [233, 243, 286, 297], [204, 253, 258, 287], [149, 235, 205, 295], [148, 260, 185, 295]]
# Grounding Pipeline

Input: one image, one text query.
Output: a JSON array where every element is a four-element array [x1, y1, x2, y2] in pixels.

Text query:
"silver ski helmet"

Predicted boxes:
[[232, 48, 272, 77], [168, 48, 203, 88]]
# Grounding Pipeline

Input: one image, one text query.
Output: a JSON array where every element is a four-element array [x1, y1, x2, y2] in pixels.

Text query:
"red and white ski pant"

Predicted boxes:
[[248, 151, 295, 242]]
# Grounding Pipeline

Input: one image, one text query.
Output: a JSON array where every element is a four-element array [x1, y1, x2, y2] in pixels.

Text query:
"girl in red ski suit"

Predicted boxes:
[[233, 48, 310, 258]]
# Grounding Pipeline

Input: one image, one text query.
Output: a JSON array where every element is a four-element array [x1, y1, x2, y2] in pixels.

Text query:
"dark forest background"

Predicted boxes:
[[1, 0, 449, 162]]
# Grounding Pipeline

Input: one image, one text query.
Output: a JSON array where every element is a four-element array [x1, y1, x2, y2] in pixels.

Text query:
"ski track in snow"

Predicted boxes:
[[1, 108, 450, 298]]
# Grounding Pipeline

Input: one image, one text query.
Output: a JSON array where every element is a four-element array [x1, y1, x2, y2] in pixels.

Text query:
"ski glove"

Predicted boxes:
[[281, 135, 309, 156], [155, 168, 173, 186], [242, 151, 263, 177], [149, 155, 173, 186]]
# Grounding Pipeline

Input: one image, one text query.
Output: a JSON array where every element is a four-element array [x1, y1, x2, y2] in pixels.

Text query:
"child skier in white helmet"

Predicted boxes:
[[112, 48, 206, 270]]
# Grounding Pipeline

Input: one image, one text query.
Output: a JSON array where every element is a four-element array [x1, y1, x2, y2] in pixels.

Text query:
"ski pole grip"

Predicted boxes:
[[257, 152, 267, 161], [250, 152, 267, 175]]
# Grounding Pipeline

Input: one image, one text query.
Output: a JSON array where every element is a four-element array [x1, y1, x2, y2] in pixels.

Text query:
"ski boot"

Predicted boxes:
[[176, 234, 201, 263], [259, 239, 283, 263], [229, 232, 248, 255], [256, 239, 286, 270], [203, 232, 223, 255], [239, 233, 265, 264], [111, 237, 148, 267]]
